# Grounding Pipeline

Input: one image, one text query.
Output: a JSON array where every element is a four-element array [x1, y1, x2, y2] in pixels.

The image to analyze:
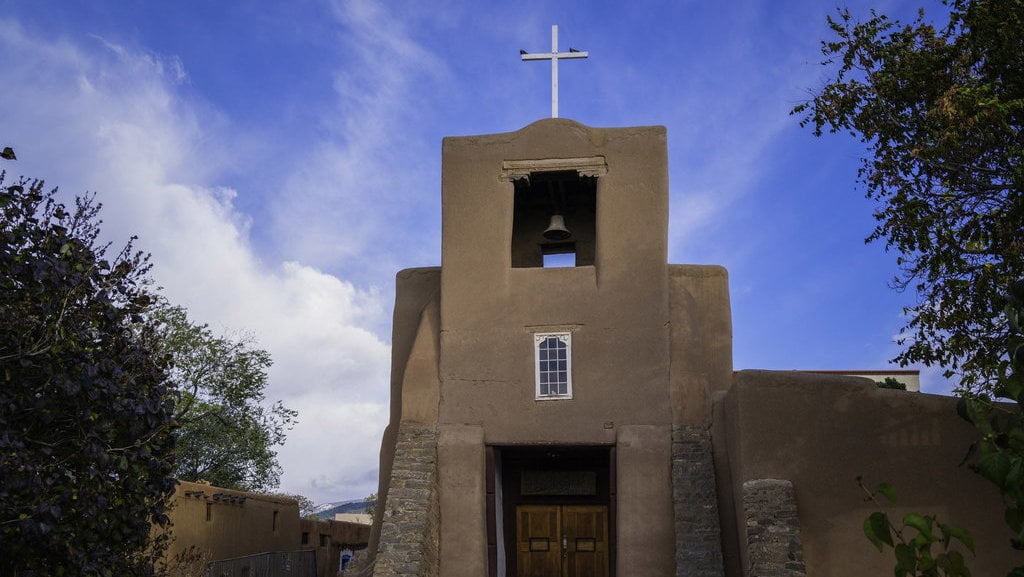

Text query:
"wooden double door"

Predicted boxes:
[[516, 505, 609, 577]]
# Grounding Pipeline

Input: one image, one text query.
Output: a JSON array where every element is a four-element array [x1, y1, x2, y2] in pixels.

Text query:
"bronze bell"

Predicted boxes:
[[542, 214, 571, 240]]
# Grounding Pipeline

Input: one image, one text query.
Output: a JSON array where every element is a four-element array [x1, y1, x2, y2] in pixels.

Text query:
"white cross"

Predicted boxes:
[[521, 25, 589, 118]]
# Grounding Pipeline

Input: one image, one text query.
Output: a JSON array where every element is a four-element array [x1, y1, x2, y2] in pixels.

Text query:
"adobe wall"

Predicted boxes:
[[715, 370, 1017, 577], [669, 264, 733, 426], [438, 119, 673, 442], [299, 517, 371, 576], [166, 481, 300, 564], [366, 267, 441, 560], [437, 424, 487, 577]]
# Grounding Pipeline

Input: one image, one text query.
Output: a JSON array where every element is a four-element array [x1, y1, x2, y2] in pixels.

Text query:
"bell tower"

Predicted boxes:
[[367, 118, 733, 577], [438, 118, 672, 432]]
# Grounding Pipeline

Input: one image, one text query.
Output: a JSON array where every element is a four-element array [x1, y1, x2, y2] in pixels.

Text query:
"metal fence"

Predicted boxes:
[[206, 550, 316, 577]]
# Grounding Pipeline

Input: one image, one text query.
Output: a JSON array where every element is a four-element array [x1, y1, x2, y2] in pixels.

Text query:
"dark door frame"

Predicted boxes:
[[486, 445, 616, 577]]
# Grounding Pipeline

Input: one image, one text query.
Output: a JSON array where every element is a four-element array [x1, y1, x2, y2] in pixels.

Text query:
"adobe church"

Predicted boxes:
[[358, 118, 1014, 577]]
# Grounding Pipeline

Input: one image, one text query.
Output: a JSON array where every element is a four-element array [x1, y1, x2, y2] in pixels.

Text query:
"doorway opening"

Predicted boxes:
[[487, 445, 615, 577]]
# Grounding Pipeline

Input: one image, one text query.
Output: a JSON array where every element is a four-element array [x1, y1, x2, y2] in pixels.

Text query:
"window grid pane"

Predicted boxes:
[[536, 335, 570, 397]]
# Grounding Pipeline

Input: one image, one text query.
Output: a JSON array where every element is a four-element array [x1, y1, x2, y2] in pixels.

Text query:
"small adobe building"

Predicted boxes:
[[360, 119, 1014, 577], [166, 480, 369, 577]]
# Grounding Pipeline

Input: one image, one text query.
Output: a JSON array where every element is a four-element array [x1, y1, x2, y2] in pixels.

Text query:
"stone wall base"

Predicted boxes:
[[672, 425, 725, 577], [742, 479, 805, 577], [372, 423, 440, 577]]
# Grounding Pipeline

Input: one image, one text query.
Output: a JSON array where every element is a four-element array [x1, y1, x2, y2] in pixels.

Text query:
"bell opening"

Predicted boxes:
[[511, 170, 596, 268]]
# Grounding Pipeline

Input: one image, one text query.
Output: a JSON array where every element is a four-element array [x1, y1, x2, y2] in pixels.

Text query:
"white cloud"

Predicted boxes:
[[1, 18, 391, 503], [265, 0, 450, 283], [282, 394, 386, 500]]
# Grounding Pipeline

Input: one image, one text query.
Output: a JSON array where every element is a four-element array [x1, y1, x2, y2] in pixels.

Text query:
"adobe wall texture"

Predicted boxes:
[[298, 518, 371, 577], [669, 265, 732, 426], [168, 482, 370, 577], [717, 370, 1016, 577], [438, 424, 487, 577], [167, 481, 300, 565], [617, 425, 677, 575], [366, 267, 441, 562]]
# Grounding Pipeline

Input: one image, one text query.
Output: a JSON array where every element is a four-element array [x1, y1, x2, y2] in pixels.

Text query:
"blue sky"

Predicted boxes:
[[1, 0, 945, 504]]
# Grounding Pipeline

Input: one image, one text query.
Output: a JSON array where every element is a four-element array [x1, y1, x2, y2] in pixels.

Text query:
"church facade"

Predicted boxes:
[[360, 119, 1013, 577]]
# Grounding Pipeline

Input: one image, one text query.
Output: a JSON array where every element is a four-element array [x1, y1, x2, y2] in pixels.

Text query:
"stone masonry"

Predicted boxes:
[[742, 479, 806, 577], [672, 425, 725, 577], [372, 423, 440, 577]]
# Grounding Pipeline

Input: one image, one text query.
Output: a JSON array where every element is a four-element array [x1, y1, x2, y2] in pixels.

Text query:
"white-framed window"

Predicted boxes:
[[534, 332, 572, 399]]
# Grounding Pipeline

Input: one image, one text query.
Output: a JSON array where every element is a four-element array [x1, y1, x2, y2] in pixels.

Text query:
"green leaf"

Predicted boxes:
[[895, 542, 918, 576], [1007, 304, 1023, 334], [917, 549, 936, 572], [963, 398, 994, 433], [904, 513, 934, 540], [1008, 459, 1024, 490], [1000, 372, 1024, 403], [865, 511, 894, 551], [939, 549, 971, 577], [1012, 343, 1024, 373], [957, 397, 971, 422], [877, 482, 897, 503], [911, 531, 932, 550], [977, 451, 1012, 486], [941, 523, 975, 554]]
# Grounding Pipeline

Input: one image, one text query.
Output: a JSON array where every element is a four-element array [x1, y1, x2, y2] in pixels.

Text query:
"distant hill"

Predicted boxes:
[[311, 499, 374, 520]]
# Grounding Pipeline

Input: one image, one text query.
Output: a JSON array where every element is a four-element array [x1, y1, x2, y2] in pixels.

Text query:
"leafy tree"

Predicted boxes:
[[878, 376, 909, 390], [272, 492, 317, 518], [793, 0, 1024, 393], [797, 3, 1023, 569], [152, 302, 297, 493], [0, 176, 177, 576]]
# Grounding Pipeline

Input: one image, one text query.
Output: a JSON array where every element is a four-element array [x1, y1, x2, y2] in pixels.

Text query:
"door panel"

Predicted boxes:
[[564, 506, 609, 577], [517, 506, 562, 577], [516, 505, 608, 577]]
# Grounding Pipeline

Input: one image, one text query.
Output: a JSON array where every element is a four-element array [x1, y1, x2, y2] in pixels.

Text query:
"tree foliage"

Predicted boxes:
[[793, 0, 1024, 392], [152, 302, 296, 493], [957, 280, 1024, 560], [860, 478, 976, 577], [878, 376, 910, 390], [0, 176, 177, 576], [272, 492, 316, 518]]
